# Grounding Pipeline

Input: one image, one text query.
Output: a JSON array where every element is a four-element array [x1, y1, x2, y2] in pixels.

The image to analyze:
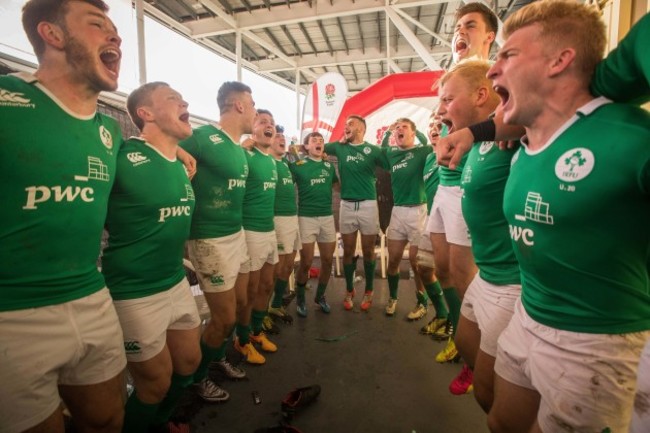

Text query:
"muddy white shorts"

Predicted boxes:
[[495, 299, 650, 433], [339, 199, 380, 235], [460, 273, 520, 356], [299, 215, 337, 243], [274, 216, 301, 255], [426, 185, 471, 247], [0, 288, 126, 433], [187, 230, 249, 293], [113, 278, 201, 362]]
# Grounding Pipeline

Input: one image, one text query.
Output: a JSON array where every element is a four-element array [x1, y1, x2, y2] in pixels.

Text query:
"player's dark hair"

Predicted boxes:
[[22, 0, 109, 60], [217, 81, 252, 114]]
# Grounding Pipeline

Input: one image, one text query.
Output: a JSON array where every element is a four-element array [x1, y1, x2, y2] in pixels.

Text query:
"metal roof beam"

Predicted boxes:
[[298, 22, 318, 54], [385, 6, 442, 70], [186, 0, 452, 37], [256, 45, 449, 71], [394, 7, 451, 48]]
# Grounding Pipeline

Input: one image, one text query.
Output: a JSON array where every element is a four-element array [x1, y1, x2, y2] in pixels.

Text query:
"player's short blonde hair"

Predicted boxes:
[[439, 60, 500, 108], [503, 0, 606, 82]]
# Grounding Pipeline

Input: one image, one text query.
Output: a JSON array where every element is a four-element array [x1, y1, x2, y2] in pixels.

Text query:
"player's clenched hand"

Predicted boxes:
[[177, 147, 197, 179], [436, 128, 474, 170]]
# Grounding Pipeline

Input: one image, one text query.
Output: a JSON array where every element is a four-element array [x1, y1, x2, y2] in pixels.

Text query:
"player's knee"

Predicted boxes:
[[473, 384, 493, 414], [81, 401, 124, 433], [487, 410, 512, 433]]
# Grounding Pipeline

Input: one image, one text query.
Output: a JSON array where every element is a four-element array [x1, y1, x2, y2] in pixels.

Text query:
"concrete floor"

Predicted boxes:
[[182, 275, 489, 433]]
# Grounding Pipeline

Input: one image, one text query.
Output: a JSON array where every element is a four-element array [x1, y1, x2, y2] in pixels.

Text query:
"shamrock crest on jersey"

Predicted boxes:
[[99, 125, 113, 150], [363, 146, 371, 155], [478, 141, 494, 155], [555, 148, 594, 182]]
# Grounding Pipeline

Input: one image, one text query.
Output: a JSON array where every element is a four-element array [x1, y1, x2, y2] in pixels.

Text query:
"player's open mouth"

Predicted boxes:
[[397, 133, 405, 140], [179, 113, 190, 124], [442, 118, 454, 133], [494, 85, 510, 106], [454, 39, 468, 54], [263, 128, 274, 138], [99, 47, 121, 78]]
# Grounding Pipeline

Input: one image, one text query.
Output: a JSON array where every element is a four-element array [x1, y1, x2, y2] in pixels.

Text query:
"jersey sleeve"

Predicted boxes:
[[591, 12, 650, 104], [179, 133, 201, 160], [324, 142, 339, 156], [415, 130, 428, 146], [381, 130, 391, 148]]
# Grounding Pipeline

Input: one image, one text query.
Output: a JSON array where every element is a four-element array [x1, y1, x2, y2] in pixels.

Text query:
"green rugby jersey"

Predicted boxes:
[[438, 124, 469, 187], [274, 157, 297, 216], [290, 157, 338, 217], [382, 145, 431, 206], [0, 73, 121, 311], [103, 138, 194, 300], [423, 152, 440, 214], [461, 142, 520, 285], [504, 99, 650, 333], [324, 141, 385, 200], [243, 147, 277, 232], [180, 125, 248, 238], [591, 13, 650, 105]]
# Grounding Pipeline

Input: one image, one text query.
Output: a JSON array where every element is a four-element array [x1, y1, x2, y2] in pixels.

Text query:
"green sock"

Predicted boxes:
[[343, 263, 355, 291], [316, 282, 327, 299], [363, 260, 376, 291], [443, 287, 461, 336], [193, 339, 225, 383], [251, 309, 267, 335], [425, 281, 448, 318], [296, 283, 306, 303], [122, 392, 159, 433], [236, 323, 251, 345], [416, 290, 429, 306], [271, 279, 288, 308], [153, 372, 194, 425], [387, 273, 400, 300]]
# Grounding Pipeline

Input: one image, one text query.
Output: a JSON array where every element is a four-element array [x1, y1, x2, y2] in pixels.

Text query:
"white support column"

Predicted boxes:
[[295, 69, 301, 131], [135, 0, 147, 84], [385, 8, 390, 75], [235, 31, 242, 81]]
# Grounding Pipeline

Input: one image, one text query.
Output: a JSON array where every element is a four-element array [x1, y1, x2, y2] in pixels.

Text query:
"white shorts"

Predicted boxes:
[[631, 339, 650, 433], [425, 185, 471, 247], [495, 299, 650, 433], [187, 230, 250, 293], [299, 215, 337, 244], [113, 278, 201, 363], [415, 231, 435, 268], [241, 230, 280, 273], [0, 289, 126, 433], [460, 273, 520, 356], [339, 200, 380, 235], [274, 216, 301, 255], [386, 204, 427, 243]]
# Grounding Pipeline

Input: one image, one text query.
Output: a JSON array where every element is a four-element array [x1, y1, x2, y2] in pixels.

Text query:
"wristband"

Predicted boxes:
[[468, 119, 496, 142]]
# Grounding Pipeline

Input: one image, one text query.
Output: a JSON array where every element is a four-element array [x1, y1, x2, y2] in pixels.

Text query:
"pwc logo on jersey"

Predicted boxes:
[[509, 192, 555, 246], [346, 154, 365, 164], [23, 156, 110, 210], [158, 205, 192, 222], [126, 152, 150, 166], [0, 88, 36, 108], [311, 178, 326, 186], [555, 148, 594, 182]]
